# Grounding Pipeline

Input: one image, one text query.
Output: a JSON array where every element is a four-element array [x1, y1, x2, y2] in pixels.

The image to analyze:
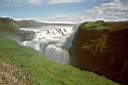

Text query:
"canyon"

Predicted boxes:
[[15, 21, 128, 85]]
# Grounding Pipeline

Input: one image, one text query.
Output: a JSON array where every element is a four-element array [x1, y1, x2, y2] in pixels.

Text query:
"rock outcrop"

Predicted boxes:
[[70, 21, 128, 84]]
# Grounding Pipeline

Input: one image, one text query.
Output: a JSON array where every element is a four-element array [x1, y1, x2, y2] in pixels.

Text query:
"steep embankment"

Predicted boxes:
[[0, 18, 121, 85], [70, 21, 128, 85]]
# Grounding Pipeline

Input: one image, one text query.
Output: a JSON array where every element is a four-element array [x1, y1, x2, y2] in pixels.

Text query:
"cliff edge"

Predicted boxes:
[[70, 21, 128, 84]]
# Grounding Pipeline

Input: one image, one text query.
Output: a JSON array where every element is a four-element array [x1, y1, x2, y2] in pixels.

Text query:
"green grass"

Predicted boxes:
[[0, 36, 121, 85], [80, 20, 106, 30]]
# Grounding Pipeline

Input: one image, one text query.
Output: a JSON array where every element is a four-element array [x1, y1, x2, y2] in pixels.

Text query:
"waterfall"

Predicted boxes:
[[17, 25, 76, 64], [45, 44, 69, 64]]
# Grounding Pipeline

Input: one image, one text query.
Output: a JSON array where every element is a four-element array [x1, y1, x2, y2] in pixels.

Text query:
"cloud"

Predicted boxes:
[[48, 0, 85, 4], [27, 0, 43, 5], [0, 0, 43, 7], [80, 0, 128, 21], [45, 0, 128, 22], [0, 0, 85, 6], [46, 0, 128, 22], [42, 14, 80, 23]]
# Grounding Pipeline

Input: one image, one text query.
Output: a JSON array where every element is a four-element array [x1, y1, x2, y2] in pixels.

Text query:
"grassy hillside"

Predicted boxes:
[[80, 20, 106, 30], [0, 37, 121, 85], [0, 18, 121, 85], [80, 21, 128, 31]]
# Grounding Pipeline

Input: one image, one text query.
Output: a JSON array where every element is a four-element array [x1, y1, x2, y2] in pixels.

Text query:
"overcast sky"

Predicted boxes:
[[0, 0, 127, 22]]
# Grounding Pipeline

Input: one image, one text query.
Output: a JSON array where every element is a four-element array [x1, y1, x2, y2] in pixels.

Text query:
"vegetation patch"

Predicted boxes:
[[80, 20, 107, 30]]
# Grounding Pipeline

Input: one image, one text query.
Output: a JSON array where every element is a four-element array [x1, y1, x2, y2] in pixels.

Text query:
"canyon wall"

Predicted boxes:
[[70, 21, 128, 84]]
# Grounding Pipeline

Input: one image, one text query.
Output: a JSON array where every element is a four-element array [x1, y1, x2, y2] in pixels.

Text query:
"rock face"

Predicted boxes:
[[70, 22, 128, 84]]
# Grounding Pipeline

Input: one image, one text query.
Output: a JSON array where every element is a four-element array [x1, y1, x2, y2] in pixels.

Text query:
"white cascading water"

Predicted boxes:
[[18, 25, 75, 64]]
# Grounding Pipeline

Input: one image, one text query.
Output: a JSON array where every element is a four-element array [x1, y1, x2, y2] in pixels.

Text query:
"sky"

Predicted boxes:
[[0, 0, 128, 22]]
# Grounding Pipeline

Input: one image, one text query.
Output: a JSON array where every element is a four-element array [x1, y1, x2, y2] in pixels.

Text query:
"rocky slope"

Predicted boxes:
[[0, 61, 32, 85], [70, 21, 128, 85]]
